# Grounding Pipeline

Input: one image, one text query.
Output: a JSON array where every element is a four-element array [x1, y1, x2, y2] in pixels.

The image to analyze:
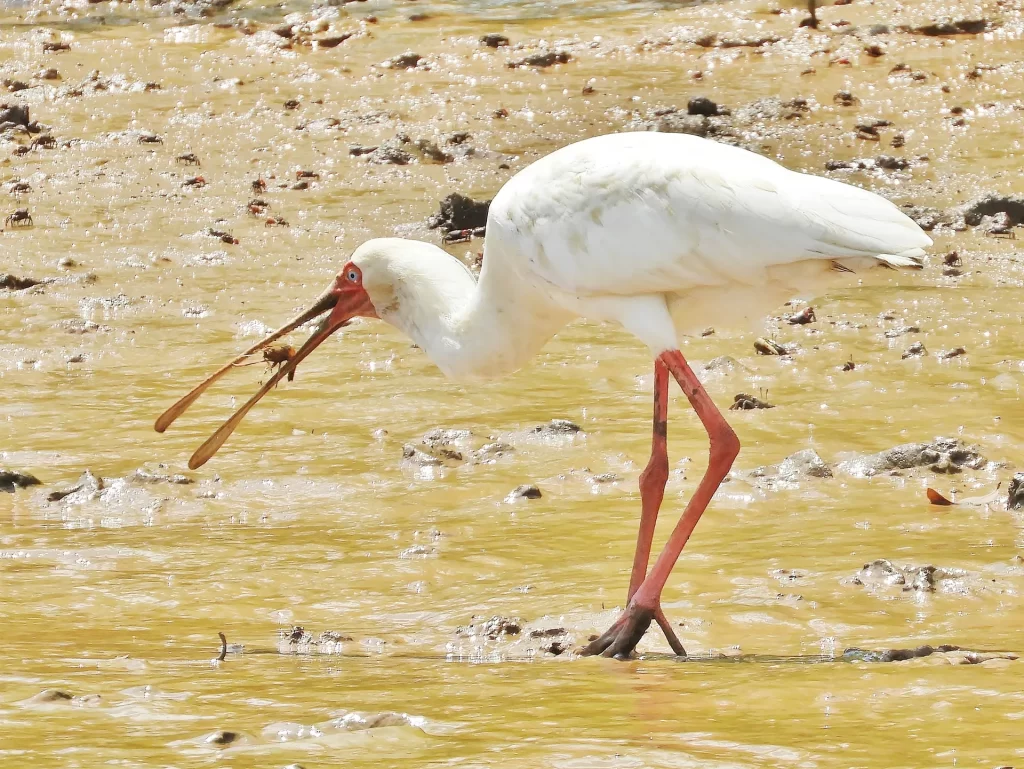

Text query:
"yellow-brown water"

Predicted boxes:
[[2, 0, 1023, 766]]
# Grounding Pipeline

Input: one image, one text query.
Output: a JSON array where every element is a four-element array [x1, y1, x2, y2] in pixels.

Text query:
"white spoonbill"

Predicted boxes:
[[156, 131, 931, 659]]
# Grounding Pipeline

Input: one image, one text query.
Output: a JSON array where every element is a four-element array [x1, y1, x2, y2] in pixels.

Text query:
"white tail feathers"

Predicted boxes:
[[876, 252, 926, 269]]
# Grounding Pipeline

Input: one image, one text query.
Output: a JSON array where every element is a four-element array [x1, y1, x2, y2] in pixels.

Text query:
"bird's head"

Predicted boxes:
[[155, 237, 474, 469]]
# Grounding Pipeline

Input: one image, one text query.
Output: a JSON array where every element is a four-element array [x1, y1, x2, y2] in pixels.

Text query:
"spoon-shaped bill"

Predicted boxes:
[[187, 312, 345, 469], [153, 289, 338, 433]]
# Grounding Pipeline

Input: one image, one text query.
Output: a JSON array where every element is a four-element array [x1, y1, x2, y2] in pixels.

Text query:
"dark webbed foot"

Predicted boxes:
[[580, 602, 686, 659]]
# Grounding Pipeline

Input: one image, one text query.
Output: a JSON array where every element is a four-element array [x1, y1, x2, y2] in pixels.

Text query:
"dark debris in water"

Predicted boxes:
[[428, 192, 491, 233], [1, 468, 42, 492], [843, 645, 1017, 664]]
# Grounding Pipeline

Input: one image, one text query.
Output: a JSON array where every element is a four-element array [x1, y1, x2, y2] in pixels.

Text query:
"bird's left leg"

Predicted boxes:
[[581, 349, 739, 659]]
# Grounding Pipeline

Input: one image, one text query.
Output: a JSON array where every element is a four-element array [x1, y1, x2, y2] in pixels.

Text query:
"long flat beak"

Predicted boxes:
[[154, 288, 339, 434], [183, 287, 374, 469]]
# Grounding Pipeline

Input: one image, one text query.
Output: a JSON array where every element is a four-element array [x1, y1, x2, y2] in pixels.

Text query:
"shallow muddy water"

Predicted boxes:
[[2, 0, 1024, 766]]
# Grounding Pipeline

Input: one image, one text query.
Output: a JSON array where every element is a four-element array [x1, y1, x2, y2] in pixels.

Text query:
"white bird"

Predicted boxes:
[[156, 131, 931, 659]]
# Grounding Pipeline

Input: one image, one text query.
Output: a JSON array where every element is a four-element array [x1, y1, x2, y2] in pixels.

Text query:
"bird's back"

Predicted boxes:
[[483, 132, 930, 303]]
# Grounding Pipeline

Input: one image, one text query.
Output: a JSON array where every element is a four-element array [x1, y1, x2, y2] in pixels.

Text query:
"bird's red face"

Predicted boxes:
[[154, 261, 378, 469]]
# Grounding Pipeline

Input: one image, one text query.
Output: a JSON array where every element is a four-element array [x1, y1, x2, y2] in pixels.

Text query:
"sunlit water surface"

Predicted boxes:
[[2, 0, 1023, 766]]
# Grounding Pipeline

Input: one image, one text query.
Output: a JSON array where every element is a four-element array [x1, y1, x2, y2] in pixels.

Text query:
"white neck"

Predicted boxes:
[[365, 241, 573, 382]]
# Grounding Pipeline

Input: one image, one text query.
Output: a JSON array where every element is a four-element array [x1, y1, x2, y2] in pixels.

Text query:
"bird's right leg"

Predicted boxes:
[[626, 359, 685, 654]]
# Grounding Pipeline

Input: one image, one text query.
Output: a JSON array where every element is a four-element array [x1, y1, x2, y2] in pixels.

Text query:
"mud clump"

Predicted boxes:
[[750, 448, 833, 483], [507, 50, 571, 69], [1008, 473, 1024, 510], [401, 427, 514, 467], [851, 559, 962, 592], [837, 437, 985, 477], [47, 469, 103, 502], [0, 103, 30, 127], [0, 469, 42, 492], [458, 615, 522, 639], [957, 193, 1024, 228], [899, 204, 957, 232], [364, 138, 412, 166], [531, 418, 581, 435], [0, 273, 44, 290], [915, 19, 990, 36], [428, 193, 491, 234], [507, 484, 542, 500], [385, 51, 422, 69], [844, 644, 959, 661], [25, 689, 74, 703]]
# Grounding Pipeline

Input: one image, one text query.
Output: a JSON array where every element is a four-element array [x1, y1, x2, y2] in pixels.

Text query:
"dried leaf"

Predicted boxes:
[[927, 487, 955, 506]]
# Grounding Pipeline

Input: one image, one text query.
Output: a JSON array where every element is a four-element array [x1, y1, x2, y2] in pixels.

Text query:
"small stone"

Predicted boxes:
[[939, 347, 967, 359], [508, 484, 541, 500], [480, 33, 509, 48], [204, 730, 240, 746], [833, 91, 858, 106], [902, 342, 927, 359]]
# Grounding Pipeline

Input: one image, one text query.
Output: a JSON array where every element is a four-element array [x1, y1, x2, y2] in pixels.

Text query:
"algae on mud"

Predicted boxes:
[[2, 0, 1024, 766]]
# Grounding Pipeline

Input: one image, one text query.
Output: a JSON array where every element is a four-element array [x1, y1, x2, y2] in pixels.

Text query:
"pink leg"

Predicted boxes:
[[582, 350, 740, 659], [626, 360, 685, 655]]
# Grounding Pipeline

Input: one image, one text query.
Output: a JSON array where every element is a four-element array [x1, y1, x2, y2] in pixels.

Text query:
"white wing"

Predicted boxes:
[[485, 132, 931, 298]]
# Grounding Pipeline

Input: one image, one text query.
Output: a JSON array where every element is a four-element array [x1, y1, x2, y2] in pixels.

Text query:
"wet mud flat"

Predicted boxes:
[[2, 0, 1024, 766]]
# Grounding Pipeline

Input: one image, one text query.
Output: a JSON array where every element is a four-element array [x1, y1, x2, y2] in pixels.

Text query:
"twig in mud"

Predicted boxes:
[[217, 632, 227, 662]]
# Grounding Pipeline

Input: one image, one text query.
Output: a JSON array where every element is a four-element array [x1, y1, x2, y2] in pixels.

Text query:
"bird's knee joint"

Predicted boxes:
[[640, 457, 669, 490], [711, 429, 740, 463]]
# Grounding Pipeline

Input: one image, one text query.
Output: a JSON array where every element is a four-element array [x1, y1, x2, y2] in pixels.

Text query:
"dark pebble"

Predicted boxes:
[[686, 96, 721, 116], [901, 342, 926, 359], [481, 33, 509, 48]]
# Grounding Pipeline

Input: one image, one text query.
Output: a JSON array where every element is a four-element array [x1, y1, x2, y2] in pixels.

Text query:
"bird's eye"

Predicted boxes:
[[346, 269, 359, 283]]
